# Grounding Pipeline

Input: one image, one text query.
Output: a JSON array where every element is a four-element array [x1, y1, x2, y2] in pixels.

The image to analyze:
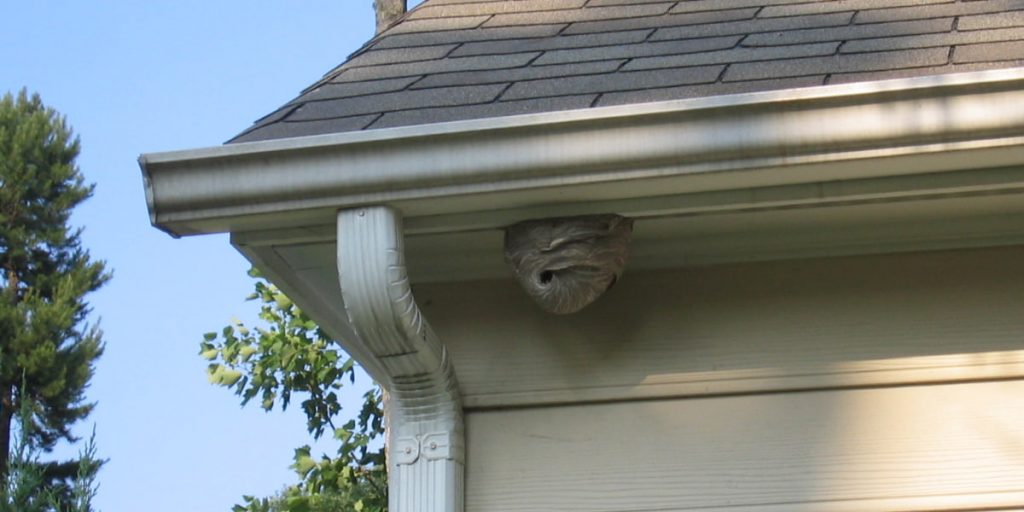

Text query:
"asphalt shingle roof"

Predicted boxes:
[[230, 0, 1024, 143]]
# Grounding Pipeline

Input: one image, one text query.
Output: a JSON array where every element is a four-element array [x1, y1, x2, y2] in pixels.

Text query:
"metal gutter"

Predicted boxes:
[[337, 206, 463, 512], [141, 68, 1024, 237]]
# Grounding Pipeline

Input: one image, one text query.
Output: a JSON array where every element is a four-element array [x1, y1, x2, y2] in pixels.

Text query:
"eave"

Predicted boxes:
[[142, 66, 1024, 401], [141, 67, 1024, 239]]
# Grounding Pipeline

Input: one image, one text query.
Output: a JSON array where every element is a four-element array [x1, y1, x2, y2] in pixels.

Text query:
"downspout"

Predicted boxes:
[[337, 206, 463, 512]]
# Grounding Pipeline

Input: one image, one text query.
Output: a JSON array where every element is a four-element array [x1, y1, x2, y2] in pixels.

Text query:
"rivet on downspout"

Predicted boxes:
[[504, 214, 634, 314]]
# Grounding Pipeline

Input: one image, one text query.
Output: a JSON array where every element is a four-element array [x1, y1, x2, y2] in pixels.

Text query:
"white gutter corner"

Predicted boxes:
[[337, 206, 464, 512]]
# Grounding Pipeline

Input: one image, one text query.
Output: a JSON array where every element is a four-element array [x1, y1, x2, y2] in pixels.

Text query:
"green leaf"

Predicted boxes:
[[273, 293, 293, 309], [200, 268, 388, 510], [207, 365, 243, 386], [206, 365, 222, 383], [285, 495, 312, 512], [294, 455, 316, 475], [221, 370, 242, 386]]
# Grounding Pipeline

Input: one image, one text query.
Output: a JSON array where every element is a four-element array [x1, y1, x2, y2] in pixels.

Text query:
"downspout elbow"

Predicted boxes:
[[337, 206, 464, 512]]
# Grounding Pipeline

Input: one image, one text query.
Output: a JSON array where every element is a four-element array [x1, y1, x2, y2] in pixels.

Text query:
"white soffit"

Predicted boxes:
[[141, 68, 1024, 238]]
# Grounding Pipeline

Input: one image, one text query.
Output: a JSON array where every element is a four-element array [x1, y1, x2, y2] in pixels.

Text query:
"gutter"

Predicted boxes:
[[337, 206, 463, 512], [140, 68, 1024, 237]]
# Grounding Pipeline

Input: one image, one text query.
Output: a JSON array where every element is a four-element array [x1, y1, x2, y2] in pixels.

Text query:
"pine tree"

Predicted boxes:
[[0, 90, 107, 490]]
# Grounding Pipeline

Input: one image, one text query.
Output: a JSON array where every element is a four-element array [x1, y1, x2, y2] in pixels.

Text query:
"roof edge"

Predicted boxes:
[[140, 68, 1024, 237]]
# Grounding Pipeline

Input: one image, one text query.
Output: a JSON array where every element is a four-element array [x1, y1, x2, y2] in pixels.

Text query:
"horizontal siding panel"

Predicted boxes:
[[416, 246, 1024, 408], [466, 380, 1024, 511]]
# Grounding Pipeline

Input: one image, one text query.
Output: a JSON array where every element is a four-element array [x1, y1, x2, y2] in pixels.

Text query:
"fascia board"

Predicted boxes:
[[141, 68, 1024, 237]]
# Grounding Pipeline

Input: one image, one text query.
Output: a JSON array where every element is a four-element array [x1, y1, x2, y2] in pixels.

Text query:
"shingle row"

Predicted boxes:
[[231, 0, 1024, 143], [854, 0, 1024, 23]]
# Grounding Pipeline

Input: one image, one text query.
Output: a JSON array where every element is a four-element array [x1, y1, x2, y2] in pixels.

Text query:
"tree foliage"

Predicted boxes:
[[0, 89, 107, 496], [0, 376, 102, 512], [202, 269, 386, 512], [2, 396, 52, 512]]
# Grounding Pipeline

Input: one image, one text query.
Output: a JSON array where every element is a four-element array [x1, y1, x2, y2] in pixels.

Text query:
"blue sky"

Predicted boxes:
[[0, 3, 395, 511]]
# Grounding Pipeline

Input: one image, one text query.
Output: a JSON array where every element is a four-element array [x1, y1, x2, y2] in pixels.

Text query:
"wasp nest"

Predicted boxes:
[[504, 214, 633, 315]]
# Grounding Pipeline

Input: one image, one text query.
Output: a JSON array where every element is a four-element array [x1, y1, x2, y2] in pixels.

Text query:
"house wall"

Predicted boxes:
[[463, 380, 1024, 511], [415, 245, 1024, 511]]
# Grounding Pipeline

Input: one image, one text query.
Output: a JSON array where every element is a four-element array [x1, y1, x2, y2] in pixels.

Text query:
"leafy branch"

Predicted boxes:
[[202, 269, 386, 512]]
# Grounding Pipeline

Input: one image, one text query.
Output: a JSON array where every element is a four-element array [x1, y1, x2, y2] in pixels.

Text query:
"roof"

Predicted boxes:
[[230, 0, 1024, 143]]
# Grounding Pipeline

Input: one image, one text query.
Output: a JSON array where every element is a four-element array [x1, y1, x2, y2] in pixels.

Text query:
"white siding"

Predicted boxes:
[[465, 380, 1024, 511], [414, 245, 1024, 510]]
